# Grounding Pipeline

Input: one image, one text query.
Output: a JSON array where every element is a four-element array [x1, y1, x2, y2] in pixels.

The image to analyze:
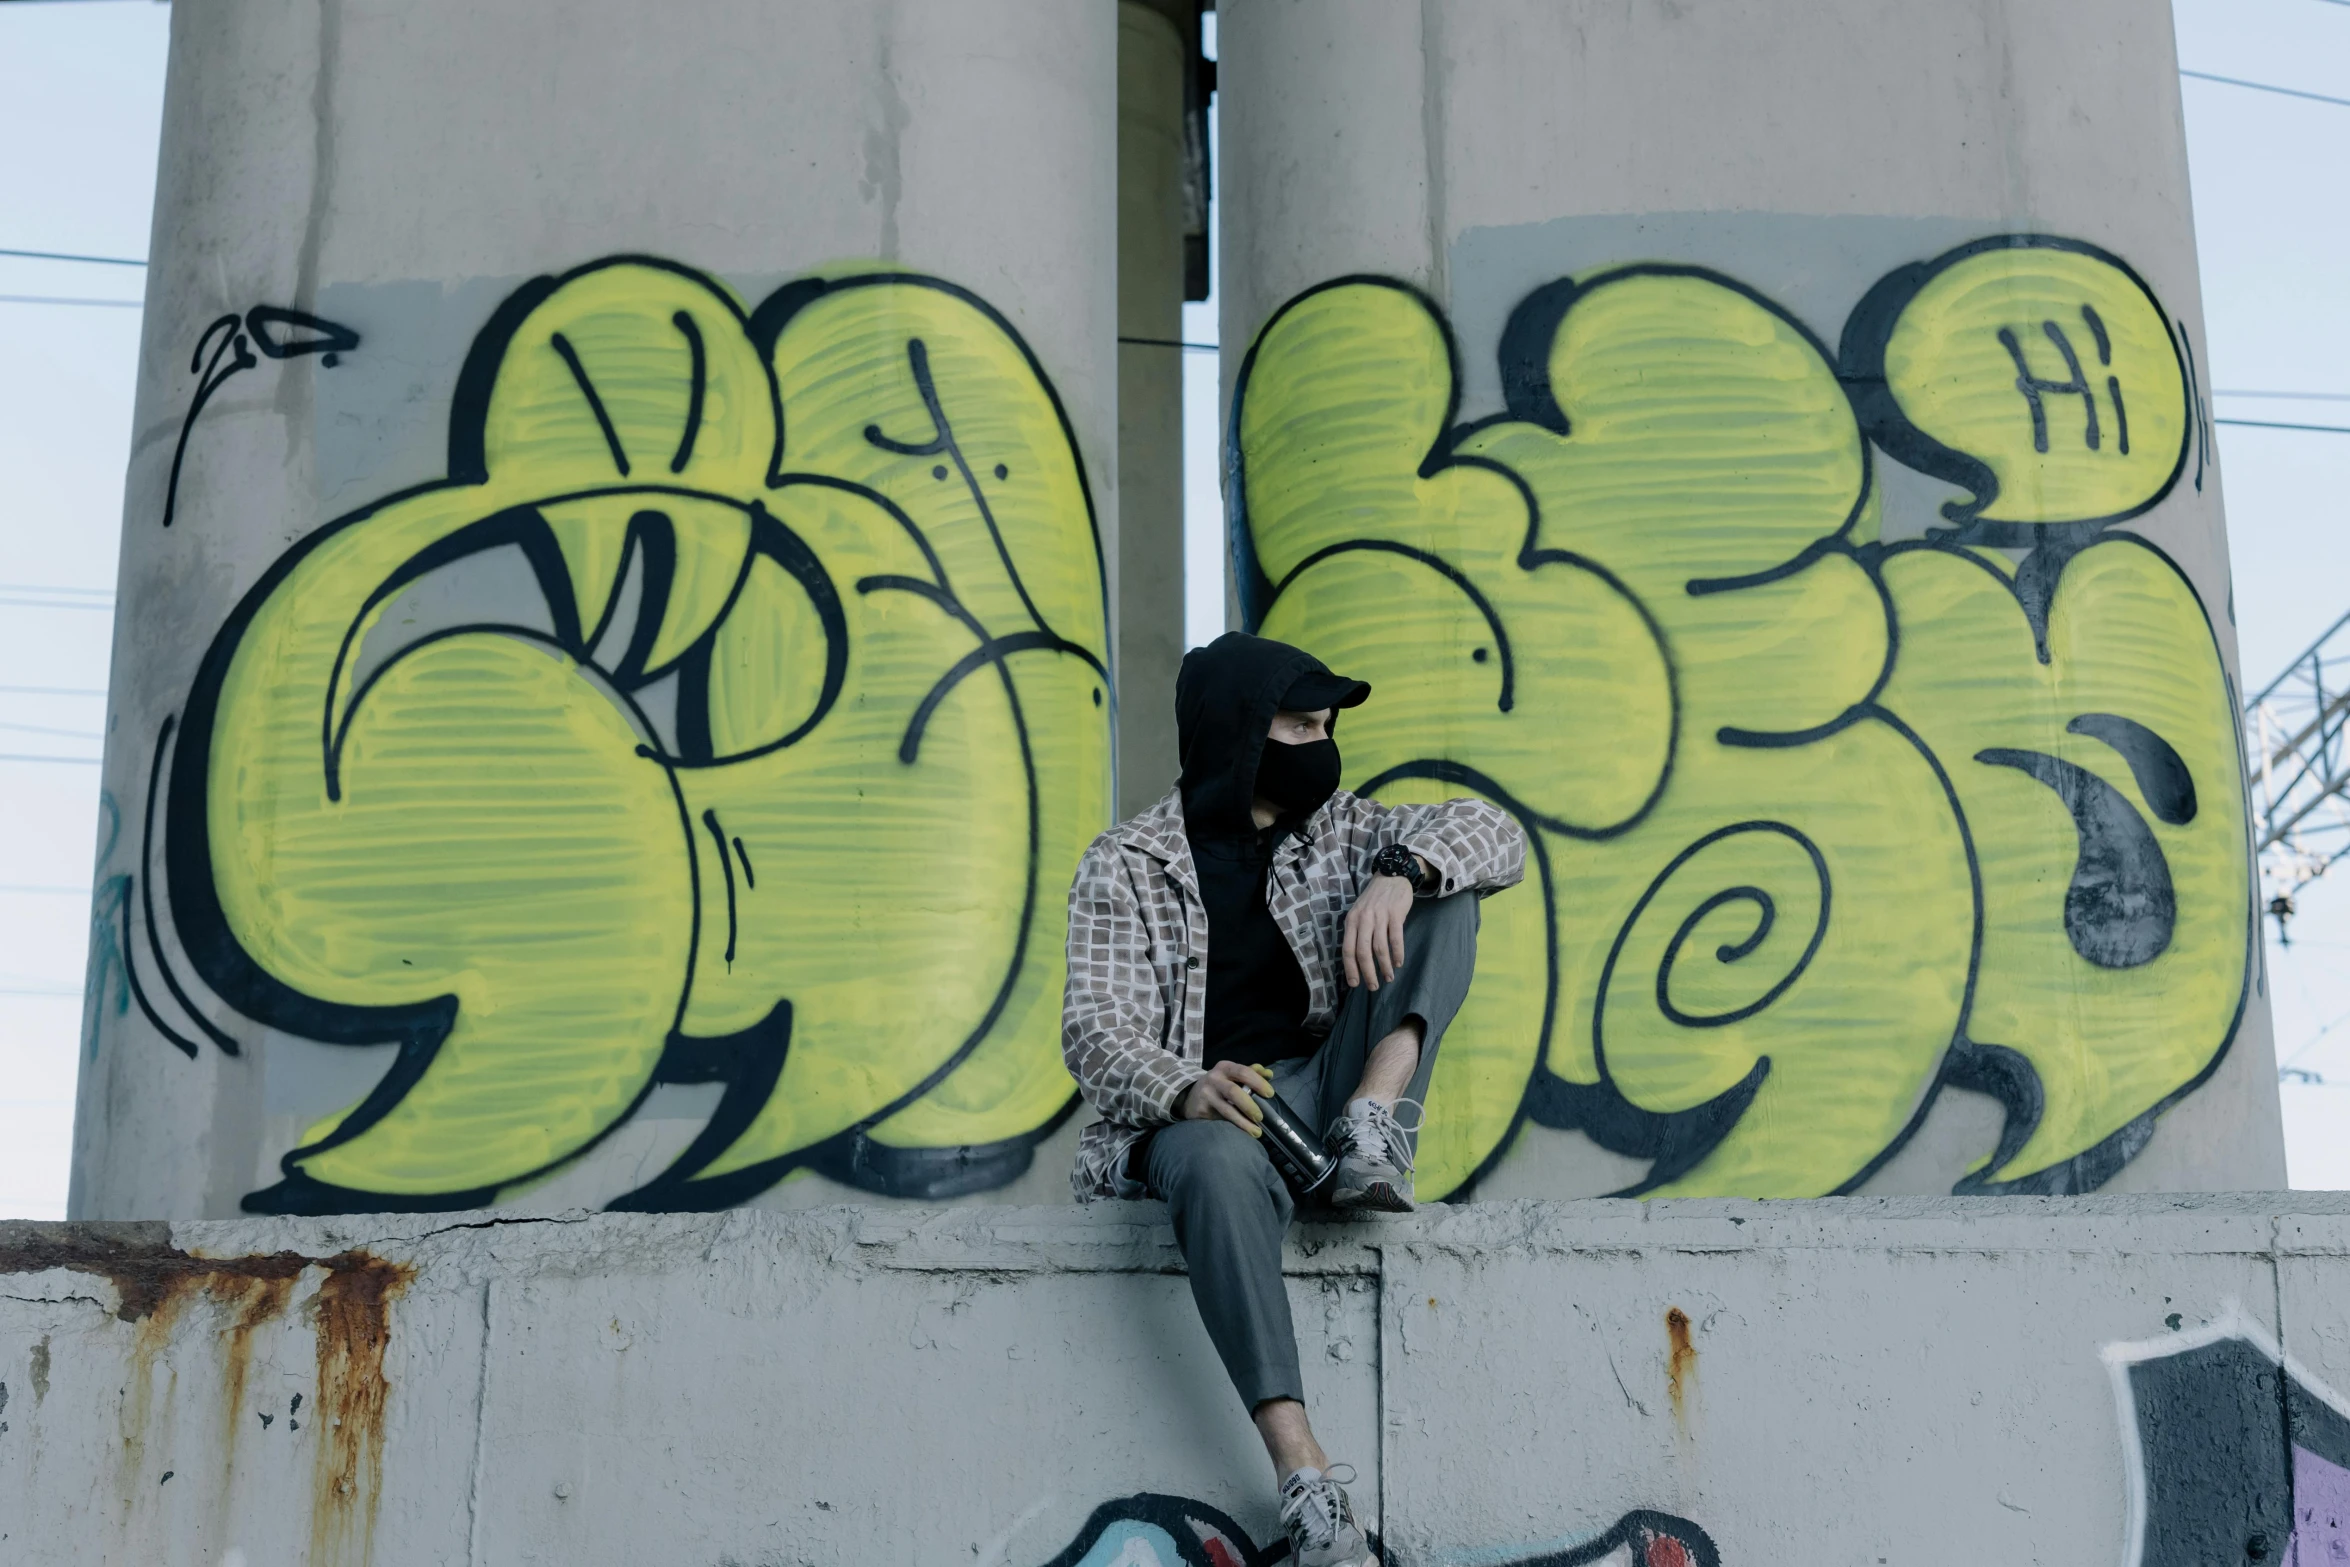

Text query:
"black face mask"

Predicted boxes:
[[1255, 737, 1342, 819]]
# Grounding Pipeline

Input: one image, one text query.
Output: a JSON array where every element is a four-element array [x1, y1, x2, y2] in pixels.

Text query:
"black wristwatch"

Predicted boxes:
[[1371, 842, 1432, 893]]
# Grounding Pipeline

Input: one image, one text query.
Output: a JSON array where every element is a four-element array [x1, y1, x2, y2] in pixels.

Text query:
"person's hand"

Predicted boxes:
[[1345, 868, 1421, 990], [1180, 1060, 1274, 1135]]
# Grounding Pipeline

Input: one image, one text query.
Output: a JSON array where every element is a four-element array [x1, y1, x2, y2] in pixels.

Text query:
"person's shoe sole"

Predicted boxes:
[[1332, 1180, 1416, 1214]]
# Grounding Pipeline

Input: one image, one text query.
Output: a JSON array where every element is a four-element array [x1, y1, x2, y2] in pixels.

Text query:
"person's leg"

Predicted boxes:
[[1300, 891, 1482, 1209], [1252, 1395, 1327, 1479], [1143, 1119, 1322, 1477], [1310, 889, 1480, 1121]]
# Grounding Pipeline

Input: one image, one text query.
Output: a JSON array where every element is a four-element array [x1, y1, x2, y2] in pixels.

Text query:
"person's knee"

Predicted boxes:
[[1407, 888, 1481, 940], [1152, 1120, 1286, 1210]]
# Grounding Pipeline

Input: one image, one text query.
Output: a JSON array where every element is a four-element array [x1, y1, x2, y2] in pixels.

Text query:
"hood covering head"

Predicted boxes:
[[1176, 631, 1369, 834]]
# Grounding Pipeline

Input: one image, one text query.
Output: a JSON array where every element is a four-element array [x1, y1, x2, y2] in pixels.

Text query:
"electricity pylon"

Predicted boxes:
[[2247, 608, 2350, 942]]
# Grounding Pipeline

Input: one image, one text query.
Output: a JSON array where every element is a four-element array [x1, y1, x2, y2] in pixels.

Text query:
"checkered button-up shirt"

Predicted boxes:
[[1061, 787, 1526, 1200]]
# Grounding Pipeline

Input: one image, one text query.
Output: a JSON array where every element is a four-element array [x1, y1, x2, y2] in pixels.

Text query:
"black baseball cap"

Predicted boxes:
[[1279, 667, 1371, 713]]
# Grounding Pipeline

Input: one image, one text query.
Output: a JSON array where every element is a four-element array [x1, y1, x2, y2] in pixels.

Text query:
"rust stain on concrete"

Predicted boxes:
[[1665, 1305, 1696, 1430], [0, 1222, 309, 1322], [1, 1223, 413, 1566], [309, 1250, 412, 1567], [118, 1276, 193, 1516], [217, 1270, 298, 1485]]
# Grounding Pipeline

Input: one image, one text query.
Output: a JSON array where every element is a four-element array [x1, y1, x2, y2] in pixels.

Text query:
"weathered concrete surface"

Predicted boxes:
[[8, 1196, 2350, 1564]]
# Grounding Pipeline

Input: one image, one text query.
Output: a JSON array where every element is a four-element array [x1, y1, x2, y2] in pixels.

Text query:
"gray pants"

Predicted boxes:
[[1141, 892, 1482, 1410]]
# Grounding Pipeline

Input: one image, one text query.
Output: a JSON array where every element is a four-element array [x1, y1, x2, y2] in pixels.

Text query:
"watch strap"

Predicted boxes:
[[1373, 842, 1428, 891]]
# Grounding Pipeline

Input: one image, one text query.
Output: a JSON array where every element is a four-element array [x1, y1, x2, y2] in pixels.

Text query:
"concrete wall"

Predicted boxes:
[[1215, 0, 2283, 1201], [74, 0, 1122, 1219], [1116, 0, 1190, 817], [7, 1195, 2350, 1565]]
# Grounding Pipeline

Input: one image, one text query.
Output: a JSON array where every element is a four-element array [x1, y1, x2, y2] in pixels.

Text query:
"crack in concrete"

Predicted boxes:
[[3, 1292, 112, 1311]]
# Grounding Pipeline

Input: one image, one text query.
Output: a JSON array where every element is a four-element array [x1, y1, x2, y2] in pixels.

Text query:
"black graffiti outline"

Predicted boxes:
[[1666, 276, 2230, 1194], [863, 337, 1060, 640], [1975, 747, 2178, 970], [630, 268, 1117, 1208], [1998, 319, 2103, 455], [1838, 234, 2191, 656], [1227, 271, 1682, 846], [2112, 1317, 2350, 1567], [1231, 245, 2252, 1201], [1838, 233, 2189, 538], [133, 256, 1106, 1215], [79, 786, 194, 1064], [1861, 533, 2257, 1196], [1231, 267, 1858, 1195], [1030, 1492, 1716, 1567], [1579, 823, 1826, 1195], [1356, 758, 1559, 1197], [161, 306, 360, 530], [2175, 317, 2214, 494], [1502, 1508, 1724, 1567], [79, 794, 135, 1063], [1032, 1491, 1295, 1567]]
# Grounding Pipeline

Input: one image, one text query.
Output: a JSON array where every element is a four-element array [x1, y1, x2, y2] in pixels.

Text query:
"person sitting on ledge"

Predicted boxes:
[[1061, 631, 1527, 1567]]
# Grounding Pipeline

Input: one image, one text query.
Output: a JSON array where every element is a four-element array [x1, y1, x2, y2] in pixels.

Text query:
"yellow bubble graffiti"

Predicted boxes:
[[1845, 236, 2191, 531], [160, 258, 1110, 1213], [1233, 238, 2249, 1199]]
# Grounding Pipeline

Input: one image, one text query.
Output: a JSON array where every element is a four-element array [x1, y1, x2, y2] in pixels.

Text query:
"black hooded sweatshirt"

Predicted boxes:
[[1175, 633, 1338, 1070]]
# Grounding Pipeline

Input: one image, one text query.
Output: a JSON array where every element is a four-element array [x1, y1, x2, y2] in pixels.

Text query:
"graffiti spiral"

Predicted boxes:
[[1230, 235, 2252, 1200], [121, 257, 1112, 1214]]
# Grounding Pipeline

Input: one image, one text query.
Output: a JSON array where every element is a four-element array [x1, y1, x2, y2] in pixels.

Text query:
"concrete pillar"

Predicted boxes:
[[1115, 0, 1190, 815], [1218, 0, 2281, 1199], [73, 0, 1118, 1218]]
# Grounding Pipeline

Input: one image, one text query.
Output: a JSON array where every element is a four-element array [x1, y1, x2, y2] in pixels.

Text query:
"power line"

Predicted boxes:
[[0, 685, 105, 698], [0, 246, 145, 268], [2181, 67, 2350, 110], [0, 583, 116, 613], [0, 886, 93, 897], [0, 721, 102, 740], [2216, 416, 2350, 434], [0, 294, 141, 310], [1118, 335, 1219, 352], [0, 754, 101, 766], [2218, 389, 2350, 402]]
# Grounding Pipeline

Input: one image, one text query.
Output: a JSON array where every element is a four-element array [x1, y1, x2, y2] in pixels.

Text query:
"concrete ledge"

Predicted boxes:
[[8, 1196, 2350, 1564]]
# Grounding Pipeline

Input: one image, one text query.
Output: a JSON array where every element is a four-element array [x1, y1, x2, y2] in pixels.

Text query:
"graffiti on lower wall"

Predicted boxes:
[[1229, 236, 2252, 1199], [2108, 1312, 2350, 1567], [1038, 1494, 1718, 1567], [113, 257, 1112, 1213]]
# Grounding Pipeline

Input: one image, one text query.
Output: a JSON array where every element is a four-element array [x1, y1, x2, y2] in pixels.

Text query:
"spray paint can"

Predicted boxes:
[[1254, 1091, 1338, 1196]]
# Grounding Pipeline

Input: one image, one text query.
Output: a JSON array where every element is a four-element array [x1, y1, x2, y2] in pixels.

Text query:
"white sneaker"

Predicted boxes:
[[1278, 1464, 1376, 1567], [1328, 1098, 1419, 1213]]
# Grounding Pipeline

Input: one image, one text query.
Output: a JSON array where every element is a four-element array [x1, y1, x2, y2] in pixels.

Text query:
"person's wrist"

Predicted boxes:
[[1169, 1068, 1207, 1121], [1371, 841, 1434, 893]]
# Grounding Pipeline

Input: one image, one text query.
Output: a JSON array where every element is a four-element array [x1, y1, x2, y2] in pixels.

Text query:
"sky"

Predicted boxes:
[[2, 0, 2346, 1217]]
